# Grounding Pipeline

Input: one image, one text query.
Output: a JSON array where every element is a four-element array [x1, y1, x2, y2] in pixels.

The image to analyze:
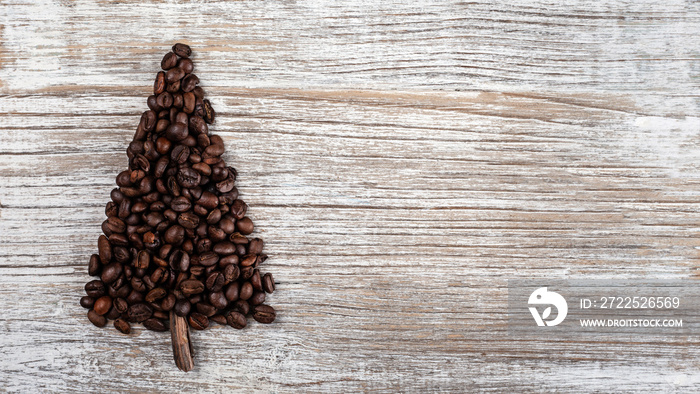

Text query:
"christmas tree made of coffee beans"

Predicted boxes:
[[80, 43, 276, 371]]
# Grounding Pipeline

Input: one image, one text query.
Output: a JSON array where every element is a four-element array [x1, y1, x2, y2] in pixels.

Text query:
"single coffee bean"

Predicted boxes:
[[161, 52, 178, 70], [239, 282, 253, 301], [188, 312, 209, 330], [180, 279, 205, 295], [114, 318, 131, 334], [209, 291, 228, 309], [172, 43, 191, 58], [210, 314, 228, 325], [170, 196, 192, 213], [101, 262, 123, 284], [154, 71, 166, 95], [249, 291, 265, 306], [156, 91, 173, 109], [199, 251, 219, 267], [80, 296, 95, 309], [205, 272, 224, 291], [178, 58, 194, 74], [183, 91, 195, 114], [145, 287, 167, 302], [98, 235, 111, 264], [203, 99, 215, 124], [165, 67, 185, 84], [252, 304, 276, 324], [177, 167, 201, 188], [165, 122, 188, 142], [177, 212, 200, 229], [237, 217, 254, 235], [161, 293, 177, 311], [144, 318, 168, 331], [262, 273, 275, 293], [240, 254, 257, 267], [241, 265, 255, 280], [166, 79, 181, 93], [248, 238, 264, 255], [85, 280, 106, 298], [250, 269, 262, 291], [195, 302, 217, 317], [232, 300, 250, 316], [230, 199, 248, 220], [88, 309, 107, 328], [127, 303, 153, 323], [189, 115, 208, 135], [88, 254, 101, 276], [226, 311, 247, 329], [94, 296, 113, 315], [164, 225, 185, 244], [223, 263, 240, 283], [114, 297, 129, 313], [174, 299, 191, 317], [182, 74, 199, 92]]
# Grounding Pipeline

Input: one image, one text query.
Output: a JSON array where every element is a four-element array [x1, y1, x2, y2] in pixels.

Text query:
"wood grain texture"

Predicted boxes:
[[2, 0, 700, 392]]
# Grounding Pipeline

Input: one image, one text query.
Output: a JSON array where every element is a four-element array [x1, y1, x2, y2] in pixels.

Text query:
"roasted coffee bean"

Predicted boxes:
[[167, 80, 181, 93], [180, 279, 205, 295], [239, 282, 253, 301], [232, 300, 250, 316], [226, 311, 247, 329], [166, 67, 185, 83], [127, 303, 153, 323], [161, 293, 176, 311], [205, 272, 225, 291], [230, 199, 247, 220], [178, 212, 200, 229], [98, 235, 111, 264], [182, 74, 199, 92], [241, 254, 257, 267], [195, 301, 217, 317], [178, 58, 194, 74], [88, 254, 101, 276], [101, 263, 123, 284], [168, 249, 190, 271], [223, 263, 240, 283], [252, 305, 276, 324], [209, 291, 228, 309], [248, 238, 264, 255], [170, 196, 192, 213], [80, 296, 95, 309], [164, 225, 185, 244], [144, 318, 167, 331], [114, 297, 129, 313], [94, 296, 113, 315], [210, 314, 228, 325], [241, 265, 255, 280], [156, 91, 173, 108], [249, 291, 265, 306], [250, 270, 262, 291], [161, 52, 178, 70], [154, 71, 166, 95], [165, 122, 188, 142], [114, 318, 131, 334], [203, 99, 215, 124], [145, 287, 167, 302], [177, 167, 201, 188], [188, 312, 209, 330], [237, 217, 254, 235], [199, 251, 219, 267], [88, 309, 107, 327], [174, 299, 191, 317], [262, 273, 275, 293], [189, 115, 208, 135], [172, 43, 191, 58]]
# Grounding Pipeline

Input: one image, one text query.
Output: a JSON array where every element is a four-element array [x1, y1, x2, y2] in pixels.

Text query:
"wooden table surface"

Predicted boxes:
[[2, 1, 700, 392]]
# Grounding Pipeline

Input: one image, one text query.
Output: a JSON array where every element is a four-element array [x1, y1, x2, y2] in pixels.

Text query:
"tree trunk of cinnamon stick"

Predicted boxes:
[[170, 311, 194, 372]]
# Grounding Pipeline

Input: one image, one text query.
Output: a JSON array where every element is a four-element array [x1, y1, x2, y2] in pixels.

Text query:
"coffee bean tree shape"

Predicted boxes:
[[80, 44, 276, 371]]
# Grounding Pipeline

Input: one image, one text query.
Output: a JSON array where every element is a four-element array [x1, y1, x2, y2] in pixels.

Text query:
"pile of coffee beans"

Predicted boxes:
[[80, 43, 276, 335]]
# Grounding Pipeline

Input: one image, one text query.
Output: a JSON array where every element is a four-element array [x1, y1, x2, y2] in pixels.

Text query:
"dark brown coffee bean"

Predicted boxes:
[[262, 273, 275, 293], [165, 122, 188, 142], [237, 217, 254, 235], [249, 291, 265, 306], [168, 249, 190, 271], [189, 115, 208, 135], [93, 296, 112, 315], [203, 99, 215, 124], [161, 293, 176, 311], [165, 67, 185, 83], [252, 305, 276, 324], [209, 291, 229, 309], [240, 254, 257, 267], [167, 79, 181, 93], [176, 213, 198, 231], [98, 235, 111, 264], [232, 300, 250, 316], [172, 43, 191, 58], [240, 282, 253, 301], [127, 303, 153, 323], [182, 74, 199, 92], [226, 311, 247, 329], [241, 265, 255, 280], [101, 263, 122, 284], [144, 318, 168, 331], [150, 266, 167, 284], [88, 309, 107, 327], [199, 251, 219, 267], [156, 91, 173, 109], [88, 254, 101, 276], [164, 225, 185, 244], [178, 57, 194, 74], [80, 296, 95, 309], [250, 269, 262, 291], [114, 297, 129, 313], [170, 196, 192, 213], [182, 91, 195, 114], [188, 312, 208, 330], [204, 144, 224, 158], [195, 302, 217, 317], [205, 272, 225, 291], [177, 167, 201, 188], [174, 299, 191, 317], [230, 199, 247, 220], [180, 279, 205, 295], [248, 238, 264, 255], [154, 71, 166, 95], [145, 287, 167, 303], [223, 263, 240, 283], [160, 51, 177, 69], [210, 314, 228, 325], [114, 318, 131, 334]]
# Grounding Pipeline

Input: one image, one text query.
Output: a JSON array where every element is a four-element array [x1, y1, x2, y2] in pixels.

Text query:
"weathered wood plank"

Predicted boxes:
[[2, 0, 700, 392]]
